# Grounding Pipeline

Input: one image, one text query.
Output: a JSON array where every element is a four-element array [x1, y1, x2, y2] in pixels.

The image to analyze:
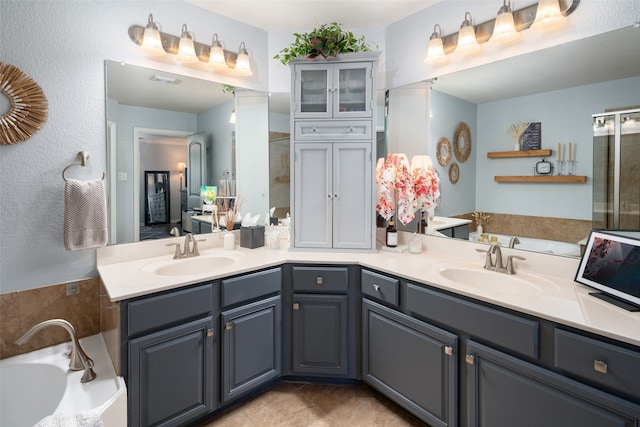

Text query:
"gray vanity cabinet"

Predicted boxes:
[[221, 268, 282, 403], [289, 266, 355, 377], [290, 54, 378, 251], [293, 142, 372, 249], [466, 340, 640, 427], [124, 283, 218, 427], [362, 299, 458, 427]]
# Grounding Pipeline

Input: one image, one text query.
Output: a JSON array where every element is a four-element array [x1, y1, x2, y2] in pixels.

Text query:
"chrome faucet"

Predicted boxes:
[[15, 319, 96, 383], [477, 243, 526, 274], [490, 243, 505, 271], [508, 236, 520, 248], [166, 233, 204, 259]]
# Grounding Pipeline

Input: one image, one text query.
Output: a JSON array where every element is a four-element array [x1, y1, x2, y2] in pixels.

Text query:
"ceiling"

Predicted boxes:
[[183, 0, 441, 32]]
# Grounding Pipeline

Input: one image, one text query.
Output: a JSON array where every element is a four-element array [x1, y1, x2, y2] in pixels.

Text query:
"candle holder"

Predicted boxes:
[[567, 160, 576, 176], [556, 160, 565, 176]]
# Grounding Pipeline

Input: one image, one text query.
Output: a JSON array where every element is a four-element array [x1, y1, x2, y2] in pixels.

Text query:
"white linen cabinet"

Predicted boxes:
[[290, 53, 379, 250]]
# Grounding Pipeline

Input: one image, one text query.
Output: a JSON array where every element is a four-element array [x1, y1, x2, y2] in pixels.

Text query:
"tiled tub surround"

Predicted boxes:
[[0, 278, 101, 359]]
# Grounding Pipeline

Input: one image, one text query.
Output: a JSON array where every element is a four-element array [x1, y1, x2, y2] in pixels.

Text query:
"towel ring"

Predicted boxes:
[[62, 151, 105, 181]]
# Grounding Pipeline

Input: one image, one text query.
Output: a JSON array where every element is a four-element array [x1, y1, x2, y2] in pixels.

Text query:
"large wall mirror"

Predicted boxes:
[[388, 25, 640, 257], [106, 60, 270, 244]]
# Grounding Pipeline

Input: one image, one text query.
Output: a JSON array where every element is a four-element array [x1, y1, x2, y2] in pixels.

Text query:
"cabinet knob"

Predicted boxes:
[[444, 346, 454, 356], [465, 354, 475, 365], [207, 329, 215, 337], [293, 303, 300, 310], [327, 194, 333, 199], [373, 284, 380, 292], [334, 193, 339, 199], [316, 276, 324, 285], [348, 127, 354, 133], [225, 322, 233, 331], [312, 127, 317, 132], [594, 360, 608, 374]]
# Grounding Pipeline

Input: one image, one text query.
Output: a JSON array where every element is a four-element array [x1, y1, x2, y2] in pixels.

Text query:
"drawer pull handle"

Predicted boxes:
[[316, 276, 323, 285], [293, 303, 300, 310], [373, 284, 380, 292], [444, 346, 454, 356], [594, 360, 608, 374], [465, 354, 474, 365], [207, 329, 215, 337], [225, 322, 233, 331]]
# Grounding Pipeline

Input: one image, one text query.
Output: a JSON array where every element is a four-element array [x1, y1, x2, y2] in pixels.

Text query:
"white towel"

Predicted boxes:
[[34, 412, 103, 427], [64, 178, 108, 251]]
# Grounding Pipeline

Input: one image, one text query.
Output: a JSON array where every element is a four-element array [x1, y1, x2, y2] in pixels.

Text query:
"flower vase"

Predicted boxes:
[[224, 231, 235, 250], [477, 224, 483, 236]]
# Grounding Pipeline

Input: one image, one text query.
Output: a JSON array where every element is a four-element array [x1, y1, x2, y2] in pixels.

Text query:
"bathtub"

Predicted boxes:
[[0, 333, 126, 427], [469, 232, 581, 257]]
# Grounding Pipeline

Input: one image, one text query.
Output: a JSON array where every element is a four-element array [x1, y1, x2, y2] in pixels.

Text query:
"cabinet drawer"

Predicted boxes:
[[292, 266, 348, 293], [554, 329, 640, 399], [128, 283, 213, 336], [294, 120, 372, 141], [222, 268, 281, 307], [361, 270, 399, 307], [406, 283, 539, 359]]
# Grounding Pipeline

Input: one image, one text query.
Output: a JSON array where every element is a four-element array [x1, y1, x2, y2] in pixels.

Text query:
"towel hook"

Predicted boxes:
[[62, 151, 105, 181]]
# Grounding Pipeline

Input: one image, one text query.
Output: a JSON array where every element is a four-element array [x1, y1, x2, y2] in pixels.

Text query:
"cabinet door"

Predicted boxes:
[[333, 62, 374, 119], [292, 293, 348, 376], [333, 142, 372, 249], [293, 143, 332, 248], [222, 296, 282, 403], [362, 299, 458, 427], [129, 317, 215, 427], [293, 64, 331, 119], [467, 340, 640, 427]]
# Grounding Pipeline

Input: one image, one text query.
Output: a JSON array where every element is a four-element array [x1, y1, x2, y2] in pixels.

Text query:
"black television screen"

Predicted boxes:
[[575, 230, 640, 308]]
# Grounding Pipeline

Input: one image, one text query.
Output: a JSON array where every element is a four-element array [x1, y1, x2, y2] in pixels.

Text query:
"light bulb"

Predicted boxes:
[[176, 24, 199, 63], [140, 14, 165, 56], [424, 25, 447, 64], [455, 12, 479, 54], [490, 1, 520, 44], [208, 34, 228, 70], [531, 0, 567, 30], [234, 42, 253, 76]]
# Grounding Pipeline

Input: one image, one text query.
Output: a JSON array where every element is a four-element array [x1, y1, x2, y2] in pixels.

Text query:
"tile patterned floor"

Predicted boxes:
[[198, 382, 427, 426]]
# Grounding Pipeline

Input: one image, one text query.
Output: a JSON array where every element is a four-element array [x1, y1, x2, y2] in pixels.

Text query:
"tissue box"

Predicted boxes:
[[240, 225, 265, 249]]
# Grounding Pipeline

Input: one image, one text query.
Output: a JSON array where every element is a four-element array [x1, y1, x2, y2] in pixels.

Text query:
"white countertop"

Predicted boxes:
[[97, 229, 640, 348]]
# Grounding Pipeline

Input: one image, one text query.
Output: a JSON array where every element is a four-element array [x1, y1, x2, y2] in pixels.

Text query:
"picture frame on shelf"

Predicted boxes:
[[521, 122, 541, 151]]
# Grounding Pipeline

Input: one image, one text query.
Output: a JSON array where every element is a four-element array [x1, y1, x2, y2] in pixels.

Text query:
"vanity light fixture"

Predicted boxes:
[[234, 42, 253, 76], [140, 14, 165, 56], [530, 0, 567, 30], [455, 12, 480, 54], [424, 25, 447, 64], [128, 14, 254, 77], [425, 0, 579, 64], [208, 33, 228, 70], [490, 0, 520, 44], [176, 24, 199, 63]]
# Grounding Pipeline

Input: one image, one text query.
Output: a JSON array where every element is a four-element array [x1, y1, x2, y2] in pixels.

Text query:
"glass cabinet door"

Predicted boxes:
[[295, 65, 330, 118], [333, 62, 373, 118]]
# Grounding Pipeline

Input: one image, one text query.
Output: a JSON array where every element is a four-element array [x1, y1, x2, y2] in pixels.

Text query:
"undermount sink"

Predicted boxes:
[[140, 255, 239, 277], [433, 264, 560, 296]]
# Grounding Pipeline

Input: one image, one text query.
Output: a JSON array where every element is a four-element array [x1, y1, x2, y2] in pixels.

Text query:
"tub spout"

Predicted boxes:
[[15, 319, 96, 383], [508, 236, 521, 248]]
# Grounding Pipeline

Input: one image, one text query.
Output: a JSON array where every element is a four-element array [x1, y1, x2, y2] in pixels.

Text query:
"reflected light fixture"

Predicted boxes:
[[176, 24, 199, 63], [177, 161, 186, 190], [490, 0, 520, 43], [424, 25, 447, 64], [455, 12, 480, 54], [530, 0, 567, 30], [208, 33, 227, 70], [234, 42, 253, 76], [229, 109, 236, 124], [140, 14, 165, 56]]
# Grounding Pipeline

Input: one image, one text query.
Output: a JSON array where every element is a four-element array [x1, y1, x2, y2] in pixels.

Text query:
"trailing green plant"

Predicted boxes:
[[274, 22, 372, 65]]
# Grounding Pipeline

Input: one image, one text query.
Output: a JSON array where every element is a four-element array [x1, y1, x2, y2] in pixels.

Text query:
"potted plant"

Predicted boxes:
[[274, 22, 373, 65]]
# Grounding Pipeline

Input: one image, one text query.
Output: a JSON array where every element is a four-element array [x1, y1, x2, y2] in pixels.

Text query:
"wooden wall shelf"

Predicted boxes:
[[487, 149, 552, 158], [494, 175, 587, 183]]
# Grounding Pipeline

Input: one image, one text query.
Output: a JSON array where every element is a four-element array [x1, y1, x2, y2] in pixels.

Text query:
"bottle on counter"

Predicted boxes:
[[386, 219, 398, 247], [418, 211, 428, 234]]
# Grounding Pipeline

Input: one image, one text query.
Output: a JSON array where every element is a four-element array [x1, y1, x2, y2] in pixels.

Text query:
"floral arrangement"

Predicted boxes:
[[274, 22, 372, 65], [471, 211, 490, 227]]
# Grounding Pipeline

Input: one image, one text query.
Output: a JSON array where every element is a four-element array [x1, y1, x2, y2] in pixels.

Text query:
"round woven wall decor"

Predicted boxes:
[[436, 136, 452, 166], [0, 62, 48, 145], [453, 121, 471, 163], [449, 162, 460, 185]]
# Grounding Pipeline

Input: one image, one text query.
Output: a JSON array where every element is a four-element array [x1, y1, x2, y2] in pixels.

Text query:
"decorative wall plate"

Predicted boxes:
[[436, 136, 452, 166], [0, 62, 48, 145], [453, 121, 471, 163], [449, 162, 460, 184]]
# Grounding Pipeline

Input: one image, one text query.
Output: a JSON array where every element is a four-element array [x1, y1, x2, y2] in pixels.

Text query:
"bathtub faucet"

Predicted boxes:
[[509, 236, 521, 248], [15, 319, 96, 383]]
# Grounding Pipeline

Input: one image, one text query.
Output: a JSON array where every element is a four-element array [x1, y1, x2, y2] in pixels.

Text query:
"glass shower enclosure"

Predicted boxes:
[[592, 108, 640, 230]]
